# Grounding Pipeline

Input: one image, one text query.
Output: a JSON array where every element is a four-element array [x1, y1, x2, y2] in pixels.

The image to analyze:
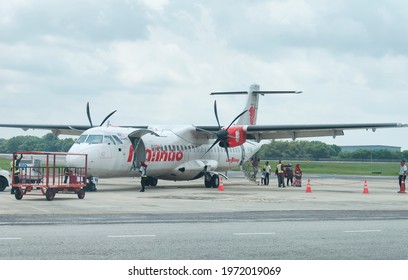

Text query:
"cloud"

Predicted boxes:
[[0, 0, 408, 149], [0, 0, 148, 42], [139, 0, 169, 14]]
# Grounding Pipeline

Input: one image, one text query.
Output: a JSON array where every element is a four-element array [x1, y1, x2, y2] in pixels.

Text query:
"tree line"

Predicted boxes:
[[258, 140, 408, 161], [0, 134, 406, 161], [0, 133, 74, 153]]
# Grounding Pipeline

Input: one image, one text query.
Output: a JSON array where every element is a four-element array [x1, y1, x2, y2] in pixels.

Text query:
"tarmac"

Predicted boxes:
[[1, 173, 407, 216]]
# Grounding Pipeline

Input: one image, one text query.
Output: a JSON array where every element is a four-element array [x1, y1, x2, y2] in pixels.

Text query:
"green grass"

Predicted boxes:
[[253, 160, 400, 176], [269, 161, 399, 176], [0, 158, 10, 171], [1, 157, 400, 177]]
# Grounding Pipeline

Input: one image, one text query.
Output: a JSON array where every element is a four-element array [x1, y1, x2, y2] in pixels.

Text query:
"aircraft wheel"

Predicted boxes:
[[204, 175, 212, 188], [0, 177, 8, 192], [85, 181, 97, 192], [77, 189, 85, 199], [14, 188, 23, 200], [46, 189, 55, 201], [150, 177, 158, 187], [211, 175, 219, 188]]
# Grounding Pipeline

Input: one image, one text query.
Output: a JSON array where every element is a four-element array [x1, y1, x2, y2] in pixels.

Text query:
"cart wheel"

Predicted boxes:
[[77, 189, 85, 199], [45, 189, 55, 201], [14, 188, 23, 200]]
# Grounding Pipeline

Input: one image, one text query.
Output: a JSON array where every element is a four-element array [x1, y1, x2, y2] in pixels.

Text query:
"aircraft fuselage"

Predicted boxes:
[[66, 126, 262, 181]]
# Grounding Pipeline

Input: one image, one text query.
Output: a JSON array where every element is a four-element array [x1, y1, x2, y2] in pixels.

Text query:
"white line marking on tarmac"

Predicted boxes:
[[107, 235, 156, 238], [343, 230, 382, 233], [0, 238, 22, 240], [233, 232, 276, 236]]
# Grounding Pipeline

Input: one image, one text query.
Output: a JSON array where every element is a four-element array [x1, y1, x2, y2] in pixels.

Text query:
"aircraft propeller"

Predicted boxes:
[[198, 100, 247, 161], [86, 102, 117, 127]]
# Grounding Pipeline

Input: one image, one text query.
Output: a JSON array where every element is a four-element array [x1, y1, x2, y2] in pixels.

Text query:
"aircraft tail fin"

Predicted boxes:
[[211, 84, 301, 125]]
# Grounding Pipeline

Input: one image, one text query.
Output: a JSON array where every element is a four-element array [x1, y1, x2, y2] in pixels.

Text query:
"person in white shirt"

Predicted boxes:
[[139, 161, 148, 192], [399, 160, 407, 191]]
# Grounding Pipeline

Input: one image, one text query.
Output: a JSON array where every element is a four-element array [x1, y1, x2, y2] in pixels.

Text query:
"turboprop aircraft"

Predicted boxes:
[[0, 84, 406, 191]]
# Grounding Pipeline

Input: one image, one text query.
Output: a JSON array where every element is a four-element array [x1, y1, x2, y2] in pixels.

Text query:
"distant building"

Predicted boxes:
[[340, 145, 401, 152]]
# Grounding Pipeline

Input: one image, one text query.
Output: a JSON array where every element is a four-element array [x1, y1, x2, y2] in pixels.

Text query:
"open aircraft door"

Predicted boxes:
[[128, 129, 159, 170]]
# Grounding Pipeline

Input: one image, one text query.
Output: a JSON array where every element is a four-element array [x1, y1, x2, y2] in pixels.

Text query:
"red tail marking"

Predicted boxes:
[[249, 106, 256, 125]]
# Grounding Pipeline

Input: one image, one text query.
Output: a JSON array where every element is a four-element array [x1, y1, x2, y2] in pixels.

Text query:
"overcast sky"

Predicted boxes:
[[1, 0, 408, 150]]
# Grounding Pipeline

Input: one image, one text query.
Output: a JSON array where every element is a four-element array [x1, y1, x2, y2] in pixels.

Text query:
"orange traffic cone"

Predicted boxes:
[[363, 180, 369, 194], [305, 179, 312, 193], [218, 177, 224, 191], [398, 180, 406, 194]]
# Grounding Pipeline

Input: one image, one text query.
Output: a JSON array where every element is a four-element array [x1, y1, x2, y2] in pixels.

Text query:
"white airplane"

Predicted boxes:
[[1, 84, 406, 191]]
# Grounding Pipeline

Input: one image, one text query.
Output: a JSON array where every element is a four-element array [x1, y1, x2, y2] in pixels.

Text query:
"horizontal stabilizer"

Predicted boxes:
[[210, 91, 248, 95], [253, 91, 302, 94], [211, 91, 301, 95]]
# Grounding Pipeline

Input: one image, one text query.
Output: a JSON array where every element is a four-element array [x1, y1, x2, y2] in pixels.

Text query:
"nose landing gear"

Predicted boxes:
[[84, 177, 98, 192]]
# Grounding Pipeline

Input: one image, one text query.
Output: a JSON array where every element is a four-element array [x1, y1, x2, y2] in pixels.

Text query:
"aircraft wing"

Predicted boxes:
[[0, 123, 151, 136], [0, 124, 93, 136], [1, 122, 406, 140], [196, 123, 407, 141]]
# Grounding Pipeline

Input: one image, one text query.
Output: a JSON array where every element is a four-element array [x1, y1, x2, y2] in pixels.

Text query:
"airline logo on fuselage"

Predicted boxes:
[[146, 148, 183, 162], [226, 157, 240, 163]]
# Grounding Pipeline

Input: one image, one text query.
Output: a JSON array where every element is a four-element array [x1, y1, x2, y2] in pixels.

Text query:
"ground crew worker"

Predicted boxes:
[[139, 161, 148, 192], [64, 167, 72, 183], [264, 161, 271, 185], [10, 154, 23, 194], [399, 160, 406, 191], [275, 160, 286, 188]]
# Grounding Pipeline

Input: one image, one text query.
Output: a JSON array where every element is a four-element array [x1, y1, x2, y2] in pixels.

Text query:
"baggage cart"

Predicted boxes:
[[11, 151, 88, 201]]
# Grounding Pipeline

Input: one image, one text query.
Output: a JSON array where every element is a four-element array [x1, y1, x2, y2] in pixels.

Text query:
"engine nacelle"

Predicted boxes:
[[221, 125, 247, 147]]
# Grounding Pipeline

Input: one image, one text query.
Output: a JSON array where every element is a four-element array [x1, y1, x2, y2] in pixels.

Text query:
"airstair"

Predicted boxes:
[[240, 160, 260, 185]]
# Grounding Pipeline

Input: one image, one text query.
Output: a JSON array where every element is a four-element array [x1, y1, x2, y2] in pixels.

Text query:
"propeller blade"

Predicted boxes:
[[100, 110, 117, 126], [203, 139, 220, 157], [86, 102, 93, 127], [213, 100, 221, 129], [203, 100, 247, 160], [224, 145, 230, 163], [226, 110, 247, 130]]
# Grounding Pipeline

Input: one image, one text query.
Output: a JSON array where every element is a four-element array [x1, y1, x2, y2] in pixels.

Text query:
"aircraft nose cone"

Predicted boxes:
[[66, 154, 87, 169]]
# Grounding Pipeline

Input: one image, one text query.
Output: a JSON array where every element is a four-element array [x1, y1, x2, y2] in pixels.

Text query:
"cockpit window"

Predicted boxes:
[[86, 135, 103, 144], [112, 135, 123, 144], [104, 135, 115, 145], [76, 135, 88, 144]]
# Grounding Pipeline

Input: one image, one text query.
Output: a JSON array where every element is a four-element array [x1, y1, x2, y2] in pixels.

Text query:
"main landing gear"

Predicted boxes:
[[204, 174, 220, 188], [140, 176, 158, 188]]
